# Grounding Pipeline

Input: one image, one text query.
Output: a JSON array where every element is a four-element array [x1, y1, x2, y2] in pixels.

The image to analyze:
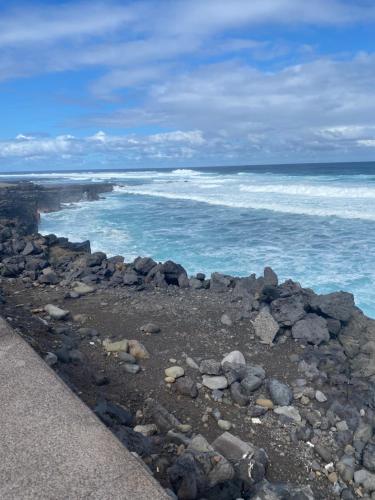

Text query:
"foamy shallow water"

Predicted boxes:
[[2, 164, 375, 317]]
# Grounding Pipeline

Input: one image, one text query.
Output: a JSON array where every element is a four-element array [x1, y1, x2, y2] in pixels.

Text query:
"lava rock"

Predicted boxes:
[[270, 294, 306, 326]]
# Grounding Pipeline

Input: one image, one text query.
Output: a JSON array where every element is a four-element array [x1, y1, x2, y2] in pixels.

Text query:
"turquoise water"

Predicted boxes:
[[2, 163, 375, 317]]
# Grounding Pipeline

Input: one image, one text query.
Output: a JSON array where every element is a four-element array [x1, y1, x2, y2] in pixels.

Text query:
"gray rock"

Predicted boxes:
[[144, 398, 181, 432], [190, 277, 203, 289], [123, 271, 139, 285], [44, 304, 69, 320], [175, 376, 198, 398], [364, 442, 375, 472], [315, 390, 328, 402], [221, 350, 246, 366], [310, 291, 355, 321], [253, 308, 279, 344], [314, 443, 332, 462], [140, 323, 161, 334], [44, 352, 58, 366], [202, 375, 228, 390], [199, 359, 222, 375], [118, 352, 137, 364], [264, 267, 278, 287], [123, 363, 140, 374], [133, 256, 157, 275], [212, 431, 255, 461], [270, 294, 305, 326], [274, 406, 301, 423], [210, 272, 234, 292], [292, 313, 330, 345], [268, 378, 293, 406], [230, 382, 250, 406], [220, 313, 233, 326], [354, 469, 375, 492], [241, 374, 263, 394]]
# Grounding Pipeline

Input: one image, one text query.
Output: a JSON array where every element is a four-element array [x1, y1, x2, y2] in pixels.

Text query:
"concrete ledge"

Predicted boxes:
[[0, 317, 169, 499]]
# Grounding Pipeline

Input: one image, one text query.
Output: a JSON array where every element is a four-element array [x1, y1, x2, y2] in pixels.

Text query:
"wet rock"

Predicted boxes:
[[253, 308, 279, 345], [175, 376, 198, 398], [199, 359, 222, 375], [310, 291, 355, 322], [103, 338, 129, 353], [44, 304, 69, 320], [165, 366, 184, 379], [268, 379, 293, 406], [202, 375, 228, 390], [292, 314, 330, 345], [274, 406, 301, 423], [270, 294, 306, 326]]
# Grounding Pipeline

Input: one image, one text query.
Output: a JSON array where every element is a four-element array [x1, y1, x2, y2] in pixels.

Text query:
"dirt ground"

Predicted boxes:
[[0, 279, 334, 499]]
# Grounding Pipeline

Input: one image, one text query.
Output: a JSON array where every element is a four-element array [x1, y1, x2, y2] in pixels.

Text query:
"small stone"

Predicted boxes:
[[256, 398, 274, 409], [44, 352, 58, 366], [328, 472, 338, 483], [336, 420, 349, 432], [165, 366, 185, 379], [103, 339, 129, 353], [217, 419, 232, 431], [118, 352, 137, 364], [123, 363, 140, 374], [134, 424, 158, 436], [221, 351, 246, 366], [354, 469, 375, 492], [274, 406, 301, 423], [176, 424, 192, 433], [315, 390, 328, 402], [240, 374, 263, 394], [268, 379, 293, 406], [93, 373, 109, 386], [199, 359, 222, 375], [202, 375, 228, 390], [128, 340, 150, 360], [44, 304, 69, 320], [165, 376, 176, 383], [220, 314, 233, 327], [72, 282, 95, 296], [315, 444, 332, 463], [140, 323, 161, 334], [185, 357, 199, 370], [175, 376, 198, 398]]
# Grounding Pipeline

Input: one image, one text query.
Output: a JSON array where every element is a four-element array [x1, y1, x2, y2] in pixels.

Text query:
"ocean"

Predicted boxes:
[[1, 162, 375, 317]]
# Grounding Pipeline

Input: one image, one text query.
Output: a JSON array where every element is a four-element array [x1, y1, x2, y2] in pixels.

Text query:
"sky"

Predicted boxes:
[[1, 0, 375, 171]]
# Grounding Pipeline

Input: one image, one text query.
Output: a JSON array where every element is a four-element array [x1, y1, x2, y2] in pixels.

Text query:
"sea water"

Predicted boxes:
[[2, 163, 375, 317]]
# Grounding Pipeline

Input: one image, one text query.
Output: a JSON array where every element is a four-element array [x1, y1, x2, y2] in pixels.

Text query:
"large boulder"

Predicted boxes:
[[210, 272, 234, 292], [292, 313, 330, 345], [133, 256, 157, 275], [310, 291, 355, 322], [270, 294, 305, 326]]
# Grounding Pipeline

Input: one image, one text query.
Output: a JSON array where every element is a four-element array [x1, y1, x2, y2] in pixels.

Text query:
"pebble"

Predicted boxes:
[[44, 352, 58, 366], [140, 323, 161, 334], [128, 340, 150, 360], [315, 390, 328, 402], [256, 398, 274, 409], [134, 424, 157, 436], [221, 350, 245, 366], [217, 419, 232, 431], [274, 406, 301, 423], [103, 339, 129, 353], [118, 352, 137, 364], [123, 363, 140, 374], [165, 376, 176, 383], [185, 357, 199, 370], [202, 375, 228, 390], [220, 314, 233, 327], [44, 304, 69, 320], [165, 366, 185, 379]]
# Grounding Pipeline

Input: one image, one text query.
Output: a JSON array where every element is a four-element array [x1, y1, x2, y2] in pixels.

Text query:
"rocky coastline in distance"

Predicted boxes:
[[1, 182, 375, 499]]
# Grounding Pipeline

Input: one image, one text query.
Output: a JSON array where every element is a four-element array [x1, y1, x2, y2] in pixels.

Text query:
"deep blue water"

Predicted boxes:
[[1, 162, 375, 317]]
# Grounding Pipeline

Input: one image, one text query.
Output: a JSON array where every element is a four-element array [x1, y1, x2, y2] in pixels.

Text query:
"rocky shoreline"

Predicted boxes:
[[0, 182, 375, 499]]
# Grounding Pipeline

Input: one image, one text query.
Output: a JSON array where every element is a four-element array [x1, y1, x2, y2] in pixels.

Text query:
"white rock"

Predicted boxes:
[[202, 375, 228, 390], [274, 406, 301, 423], [221, 351, 245, 366], [165, 366, 185, 379], [218, 419, 232, 431], [252, 308, 279, 345], [72, 282, 96, 296], [103, 339, 129, 353], [44, 304, 69, 320], [220, 314, 233, 327], [315, 390, 328, 402], [134, 424, 157, 436]]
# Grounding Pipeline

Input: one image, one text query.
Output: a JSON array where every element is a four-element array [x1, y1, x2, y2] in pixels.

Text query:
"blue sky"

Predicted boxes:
[[1, 0, 375, 171]]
